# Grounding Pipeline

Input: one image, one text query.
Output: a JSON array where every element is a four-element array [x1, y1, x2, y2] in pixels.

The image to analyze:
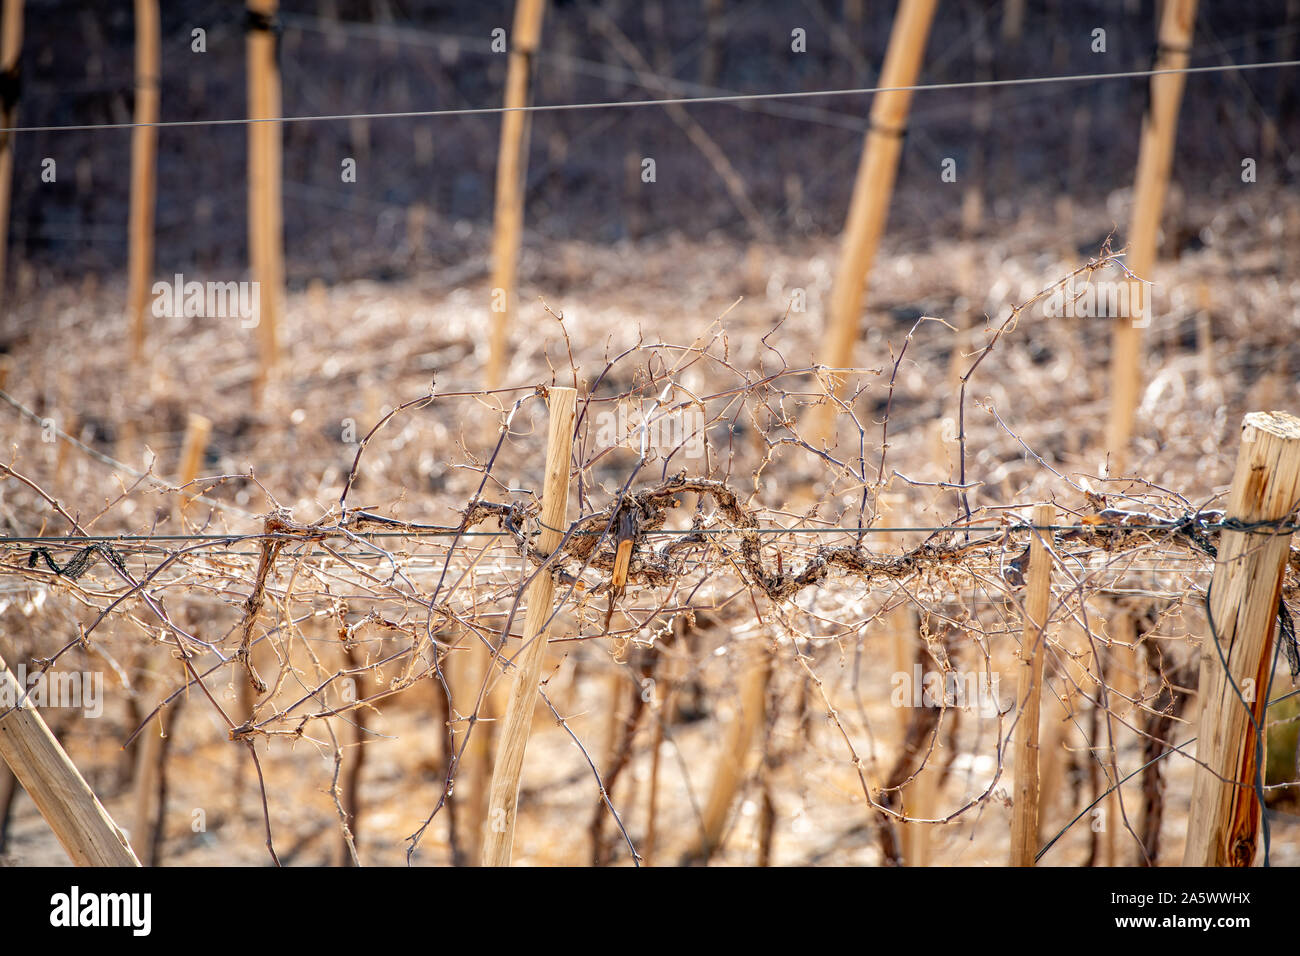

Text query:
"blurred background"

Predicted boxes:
[[4, 0, 1298, 288]]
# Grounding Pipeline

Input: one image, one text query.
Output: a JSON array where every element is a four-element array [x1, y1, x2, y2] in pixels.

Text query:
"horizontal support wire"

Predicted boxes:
[[1, 520, 1291, 545], [4, 58, 1299, 135]]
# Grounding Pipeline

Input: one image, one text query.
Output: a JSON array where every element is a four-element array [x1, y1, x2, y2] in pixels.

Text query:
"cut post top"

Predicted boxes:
[[1242, 410, 1300, 441]]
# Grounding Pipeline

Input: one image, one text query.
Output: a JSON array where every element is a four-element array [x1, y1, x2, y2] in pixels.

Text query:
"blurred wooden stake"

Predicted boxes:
[[1105, 0, 1197, 471], [1010, 503, 1054, 866], [1036, 703, 1067, 851], [247, 0, 284, 396], [890, 605, 917, 736], [812, 0, 938, 444], [690, 640, 771, 862], [177, 412, 212, 521], [405, 202, 428, 257], [0, 647, 141, 866], [1195, 281, 1214, 384], [0, 0, 23, 306], [1184, 412, 1300, 866], [130, 709, 168, 866], [127, 0, 159, 366], [131, 410, 210, 864], [449, 627, 501, 866], [485, 0, 546, 389], [643, 614, 687, 866], [699, 0, 723, 86], [1002, 0, 1025, 43], [1103, 609, 1140, 866], [481, 386, 575, 866], [899, 761, 936, 867]]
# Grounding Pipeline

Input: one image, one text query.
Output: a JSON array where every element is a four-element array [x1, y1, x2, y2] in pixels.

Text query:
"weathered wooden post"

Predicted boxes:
[[448, 624, 502, 865], [485, 0, 546, 389], [690, 638, 771, 862], [1105, 0, 1197, 470], [0, 648, 141, 865], [481, 386, 575, 866], [247, 0, 284, 391], [1010, 503, 1055, 866], [0, 0, 23, 304], [127, 0, 159, 365], [176, 412, 211, 520], [811, 0, 938, 444], [130, 411, 210, 864], [1184, 411, 1300, 866]]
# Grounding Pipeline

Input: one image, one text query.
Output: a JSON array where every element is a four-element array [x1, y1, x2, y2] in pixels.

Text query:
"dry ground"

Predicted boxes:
[[3, 186, 1300, 866]]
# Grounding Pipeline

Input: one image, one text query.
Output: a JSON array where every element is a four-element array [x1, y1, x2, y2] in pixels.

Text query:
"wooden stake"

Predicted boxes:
[[1195, 280, 1215, 383], [1036, 707, 1067, 848], [130, 409, 209, 863], [643, 614, 687, 866], [247, 0, 284, 391], [127, 0, 159, 365], [1001, 0, 1025, 43], [889, 604, 917, 735], [0, 0, 23, 304], [602, 664, 625, 769], [689, 640, 771, 862], [1104, 0, 1197, 470], [1100, 607, 1144, 864], [337, 639, 367, 866], [894, 622, 941, 867], [0, 761, 16, 853], [176, 412, 211, 520], [0, 647, 140, 865], [484, 0, 546, 389], [1184, 411, 1300, 866], [899, 761, 936, 866], [812, 0, 937, 444], [448, 628, 499, 865], [642, 708, 665, 866], [129, 706, 170, 866], [1009, 503, 1055, 866], [480, 386, 575, 866], [699, 0, 723, 86]]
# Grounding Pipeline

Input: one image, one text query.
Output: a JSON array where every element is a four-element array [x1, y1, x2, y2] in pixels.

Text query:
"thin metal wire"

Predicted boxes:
[[0, 388, 260, 520], [4, 58, 1298, 135], [0, 523, 1277, 545]]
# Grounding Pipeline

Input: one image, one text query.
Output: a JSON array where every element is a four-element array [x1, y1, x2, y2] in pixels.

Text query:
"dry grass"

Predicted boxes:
[[2, 188, 1300, 867]]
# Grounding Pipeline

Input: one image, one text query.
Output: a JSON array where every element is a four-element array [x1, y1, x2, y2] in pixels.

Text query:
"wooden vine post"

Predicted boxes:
[[812, 0, 937, 444], [484, 0, 546, 389], [1102, 607, 1140, 866], [130, 411, 210, 864], [1104, 0, 1196, 470], [0, 647, 140, 865], [127, 0, 159, 365], [247, 0, 284, 392], [691, 638, 771, 862], [448, 625, 504, 865], [1010, 503, 1055, 866], [1184, 411, 1300, 866], [176, 412, 212, 520], [0, 0, 22, 303], [480, 385, 575, 866]]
